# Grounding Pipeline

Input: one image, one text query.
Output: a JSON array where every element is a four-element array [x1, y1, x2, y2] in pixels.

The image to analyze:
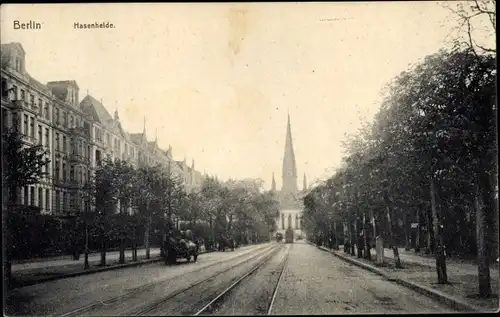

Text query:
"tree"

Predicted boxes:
[[89, 158, 121, 266], [445, 0, 496, 55], [2, 128, 51, 284]]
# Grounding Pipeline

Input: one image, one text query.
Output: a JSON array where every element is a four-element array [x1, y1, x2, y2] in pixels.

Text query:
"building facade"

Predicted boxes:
[[1, 42, 205, 218], [271, 114, 307, 237]]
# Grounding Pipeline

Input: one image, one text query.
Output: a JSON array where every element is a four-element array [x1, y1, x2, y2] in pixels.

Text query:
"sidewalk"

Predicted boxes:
[[376, 247, 499, 277], [12, 248, 161, 272], [324, 244, 499, 312], [10, 246, 207, 289]]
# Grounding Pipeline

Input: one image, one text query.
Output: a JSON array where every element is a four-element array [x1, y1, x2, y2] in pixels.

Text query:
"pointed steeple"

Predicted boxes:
[[271, 172, 276, 192], [282, 113, 298, 193], [114, 108, 119, 121], [142, 117, 146, 135], [191, 159, 195, 169], [155, 128, 158, 143], [303, 172, 307, 191]]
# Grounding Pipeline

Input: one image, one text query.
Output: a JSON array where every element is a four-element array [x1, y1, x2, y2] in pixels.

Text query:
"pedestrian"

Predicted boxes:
[[358, 231, 364, 258]]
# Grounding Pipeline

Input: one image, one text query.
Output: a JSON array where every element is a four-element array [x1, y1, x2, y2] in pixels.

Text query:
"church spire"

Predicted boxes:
[[282, 113, 298, 193], [303, 172, 307, 191], [143, 117, 146, 135], [271, 172, 276, 192]]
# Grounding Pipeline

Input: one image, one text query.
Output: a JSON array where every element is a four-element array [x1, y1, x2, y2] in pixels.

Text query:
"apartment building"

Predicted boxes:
[[1, 42, 205, 217]]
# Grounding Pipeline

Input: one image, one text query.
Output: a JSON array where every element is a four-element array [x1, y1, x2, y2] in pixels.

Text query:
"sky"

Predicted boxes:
[[1, 2, 492, 190]]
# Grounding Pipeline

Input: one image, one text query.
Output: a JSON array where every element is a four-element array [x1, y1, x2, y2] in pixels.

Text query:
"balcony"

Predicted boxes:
[[70, 153, 90, 165], [13, 99, 28, 109], [69, 127, 90, 138], [53, 178, 82, 189], [20, 133, 37, 145]]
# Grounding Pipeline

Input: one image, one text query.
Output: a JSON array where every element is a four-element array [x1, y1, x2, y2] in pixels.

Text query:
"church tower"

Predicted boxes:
[[281, 113, 298, 194]]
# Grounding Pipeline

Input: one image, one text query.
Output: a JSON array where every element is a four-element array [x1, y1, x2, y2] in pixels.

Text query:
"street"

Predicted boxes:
[[6, 241, 457, 316]]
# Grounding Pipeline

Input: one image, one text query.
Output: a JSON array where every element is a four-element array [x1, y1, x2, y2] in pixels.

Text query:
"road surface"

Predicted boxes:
[[6, 241, 457, 316]]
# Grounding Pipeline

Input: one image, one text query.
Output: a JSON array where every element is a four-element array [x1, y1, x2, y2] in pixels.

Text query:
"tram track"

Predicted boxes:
[[57, 244, 273, 317], [129, 244, 282, 316], [194, 243, 291, 316]]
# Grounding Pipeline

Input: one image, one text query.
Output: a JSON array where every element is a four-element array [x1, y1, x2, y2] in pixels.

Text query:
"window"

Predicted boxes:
[[24, 187, 29, 205], [62, 192, 67, 211], [2, 108, 7, 132], [44, 103, 49, 119], [38, 125, 42, 145], [70, 166, 74, 181], [15, 58, 21, 72], [38, 188, 43, 208], [29, 117, 34, 137], [70, 115, 73, 128], [63, 112, 67, 127], [38, 98, 43, 115], [23, 114, 28, 135], [13, 85, 18, 99], [1, 79, 7, 98], [45, 128, 49, 148], [55, 132, 60, 151], [55, 108, 60, 123], [56, 191, 61, 212], [20, 89, 25, 101], [30, 187, 35, 206], [63, 135, 66, 152], [55, 160, 60, 181], [30, 94, 35, 108], [45, 189, 50, 210], [63, 163, 67, 181]]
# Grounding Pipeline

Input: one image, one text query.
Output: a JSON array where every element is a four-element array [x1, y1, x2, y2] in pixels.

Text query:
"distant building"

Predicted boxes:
[[271, 114, 307, 236], [1, 42, 206, 218]]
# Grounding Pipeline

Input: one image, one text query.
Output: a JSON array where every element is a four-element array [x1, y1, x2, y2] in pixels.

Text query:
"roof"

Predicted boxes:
[[28, 75, 52, 95], [1, 42, 25, 56], [47, 81, 80, 102], [47, 80, 79, 89], [80, 95, 113, 124]]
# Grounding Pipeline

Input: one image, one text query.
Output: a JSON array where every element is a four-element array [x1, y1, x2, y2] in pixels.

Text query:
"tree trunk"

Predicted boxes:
[[4, 186, 18, 286], [355, 218, 363, 258], [84, 224, 89, 269], [372, 213, 377, 244], [425, 208, 433, 255], [415, 208, 421, 253], [350, 219, 356, 256], [145, 214, 151, 260], [475, 175, 491, 297], [333, 220, 339, 250], [343, 221, 350, 254], [363, 212, 370, 260], [132, 224, 138, 262], [119, 208, 125, 264], [100, 217, 107, 266], [100, 236, 107, 266], [430, 177, 447, 284], [386, 206, 402, 268], [404, 212, 410, 251]]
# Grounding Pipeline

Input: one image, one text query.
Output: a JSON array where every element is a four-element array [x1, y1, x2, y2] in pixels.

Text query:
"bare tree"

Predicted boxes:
[[444, 0, 496, 55]]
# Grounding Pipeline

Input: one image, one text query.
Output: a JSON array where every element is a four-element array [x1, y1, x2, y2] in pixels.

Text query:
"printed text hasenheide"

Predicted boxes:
[[74, 22, 115, 29]]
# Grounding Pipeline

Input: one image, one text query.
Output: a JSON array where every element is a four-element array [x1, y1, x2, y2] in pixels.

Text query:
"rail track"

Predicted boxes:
[[194, 243, 291, 316], [58, 244, 273, 317], [129, 244, 282, 316]]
